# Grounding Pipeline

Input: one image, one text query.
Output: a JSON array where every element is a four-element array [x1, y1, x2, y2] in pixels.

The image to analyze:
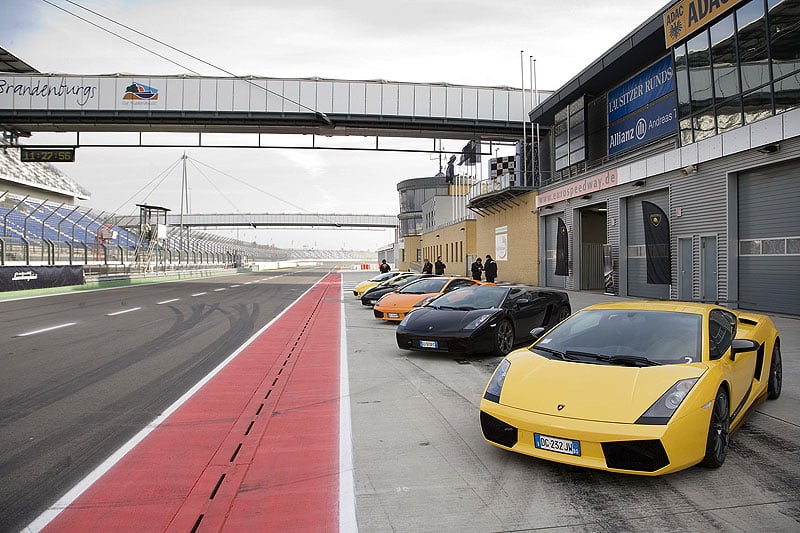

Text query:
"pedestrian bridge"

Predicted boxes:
[[113, 212, 397, 229], [1, 72, 538, 143]]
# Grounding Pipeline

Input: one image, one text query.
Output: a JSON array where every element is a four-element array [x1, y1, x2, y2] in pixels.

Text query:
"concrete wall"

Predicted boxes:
[[475, 191, 540, 285], [418, 219, 476, 277]]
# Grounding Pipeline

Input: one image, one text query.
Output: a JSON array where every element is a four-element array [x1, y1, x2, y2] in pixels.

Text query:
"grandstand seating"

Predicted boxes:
[[2, 145, 375, 266]]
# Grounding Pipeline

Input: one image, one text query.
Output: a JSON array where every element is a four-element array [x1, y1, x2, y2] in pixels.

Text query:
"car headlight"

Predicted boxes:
[[636, 378, 698, 425], [483, 358, 511, 403], [414, 296, 437, 308], [464, 314, 492, 330]]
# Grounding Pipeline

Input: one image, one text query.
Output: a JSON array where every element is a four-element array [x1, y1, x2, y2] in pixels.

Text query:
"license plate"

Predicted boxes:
[[534, 433, 581, 456], [388, 313, 400, 318], [419, 340, 438, 349]]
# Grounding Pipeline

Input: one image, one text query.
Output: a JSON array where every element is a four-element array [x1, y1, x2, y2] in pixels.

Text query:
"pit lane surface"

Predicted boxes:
[[1, 269, 798, 532], [0, 269, 329, 532], [341, 271, 800, 532]]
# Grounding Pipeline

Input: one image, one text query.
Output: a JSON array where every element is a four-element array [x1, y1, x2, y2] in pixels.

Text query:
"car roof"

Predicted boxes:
[[582, 300, 719, 315]]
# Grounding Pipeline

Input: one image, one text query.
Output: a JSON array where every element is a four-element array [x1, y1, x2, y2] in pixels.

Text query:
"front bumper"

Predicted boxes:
[[373, 308, 409, 322], [396, 330, 494, 354], [479, 398, 711, 475]]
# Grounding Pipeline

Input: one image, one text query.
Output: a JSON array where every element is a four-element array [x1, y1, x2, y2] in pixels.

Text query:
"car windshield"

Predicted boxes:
[[370, 272, 397, 282], [428, 286, 508, 310], [398, 278, 449, 294], [379, 274, 415, 288], [531, 309, 702, 365]]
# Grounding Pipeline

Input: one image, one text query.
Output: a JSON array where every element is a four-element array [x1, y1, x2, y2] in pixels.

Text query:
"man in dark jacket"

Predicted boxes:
[[422, 258, 433, 274], [434, 256, 446, 275], [484, 254, 498, 283], [470, 257, 483, 280], [379, 259, 390, 273]]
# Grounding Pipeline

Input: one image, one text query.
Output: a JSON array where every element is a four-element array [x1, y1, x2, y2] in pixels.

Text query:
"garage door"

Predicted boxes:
[[738, 162, 800, 315]]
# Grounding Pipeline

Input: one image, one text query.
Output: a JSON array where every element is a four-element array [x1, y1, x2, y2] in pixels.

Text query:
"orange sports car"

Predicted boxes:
[[373, 276, 481, 322]]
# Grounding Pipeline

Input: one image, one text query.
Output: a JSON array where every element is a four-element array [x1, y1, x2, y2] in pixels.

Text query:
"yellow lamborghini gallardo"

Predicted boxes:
[[480, 301, 783, 475], [352, 271, 400, 298]]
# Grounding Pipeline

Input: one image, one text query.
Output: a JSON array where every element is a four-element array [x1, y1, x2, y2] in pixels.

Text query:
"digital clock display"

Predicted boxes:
[[19, 147, 76, 163]]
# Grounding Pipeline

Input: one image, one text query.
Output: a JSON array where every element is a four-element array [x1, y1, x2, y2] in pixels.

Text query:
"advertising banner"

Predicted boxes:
[[608, 55, 674, 124], [555, 218, 569, 276], [641, 201, 671, 285], [0, 266, 85, 292], [608, 97, 678, 157], [663, 0, 745, 48]]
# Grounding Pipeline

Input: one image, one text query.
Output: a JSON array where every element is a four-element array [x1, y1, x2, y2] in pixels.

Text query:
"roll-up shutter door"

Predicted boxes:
[[738, 162, 800, 315]]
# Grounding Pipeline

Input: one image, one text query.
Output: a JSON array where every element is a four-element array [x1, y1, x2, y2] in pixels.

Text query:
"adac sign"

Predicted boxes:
[[663, 0, 745, 48]]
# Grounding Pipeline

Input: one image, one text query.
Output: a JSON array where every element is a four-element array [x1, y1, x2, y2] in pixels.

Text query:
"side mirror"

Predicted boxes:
[[730, 338, 759, 361], [530, 326, 546, 339], [515, 298, 530, 305]]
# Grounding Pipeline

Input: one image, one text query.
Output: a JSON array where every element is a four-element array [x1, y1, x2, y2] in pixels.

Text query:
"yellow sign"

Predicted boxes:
[[662, 0, 745, 48]]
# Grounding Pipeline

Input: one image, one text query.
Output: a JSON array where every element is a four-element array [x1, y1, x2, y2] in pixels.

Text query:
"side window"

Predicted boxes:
[[445, 279, 471, 292], [708, 309, 736, 360]]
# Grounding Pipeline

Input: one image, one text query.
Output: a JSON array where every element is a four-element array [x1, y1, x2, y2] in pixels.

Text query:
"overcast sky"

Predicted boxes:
[[1, 0, 668, 250]]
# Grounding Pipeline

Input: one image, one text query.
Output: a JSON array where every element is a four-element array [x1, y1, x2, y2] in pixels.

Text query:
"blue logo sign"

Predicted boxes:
[[608, 55, 674, 123], [608, 97, 677, 156]]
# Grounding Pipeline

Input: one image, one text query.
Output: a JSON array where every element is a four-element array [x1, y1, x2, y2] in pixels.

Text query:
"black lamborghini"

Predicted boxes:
[[395, 285, 571, 356], [361, 273, 434, 306]]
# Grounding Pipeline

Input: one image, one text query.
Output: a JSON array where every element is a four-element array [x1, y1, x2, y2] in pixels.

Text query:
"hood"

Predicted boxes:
[[403, 307, 499, 333], [364, 286, 395, 299], [500, 351, 707, 424]]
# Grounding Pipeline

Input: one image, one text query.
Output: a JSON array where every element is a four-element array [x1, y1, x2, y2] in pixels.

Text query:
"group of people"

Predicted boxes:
[[418, 254, 497, 283], [471, 255, 497, 283], [421, 256, 447, 276]]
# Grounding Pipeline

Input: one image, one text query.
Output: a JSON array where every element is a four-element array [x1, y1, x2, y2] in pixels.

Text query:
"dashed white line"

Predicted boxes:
[[214, 288, 226, 292], [192, 292, 207, 297], [106, 307, 141, 317], [230, 284, 241, 288], [157, 298, 180, 305], [16, 322, 77, 337]]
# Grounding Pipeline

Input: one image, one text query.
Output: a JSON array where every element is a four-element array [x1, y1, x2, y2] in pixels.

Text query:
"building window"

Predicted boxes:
[[673, 0, 799, 145], [737, 0, 769, 94], [711, 14, 740, 101]]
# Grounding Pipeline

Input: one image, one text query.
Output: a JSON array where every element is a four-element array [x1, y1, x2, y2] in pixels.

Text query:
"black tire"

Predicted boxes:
[[768, 342, 782, 400], [555, 304, 572, 323], [493, 320, 515, 356], [701, 387, 730, 468]]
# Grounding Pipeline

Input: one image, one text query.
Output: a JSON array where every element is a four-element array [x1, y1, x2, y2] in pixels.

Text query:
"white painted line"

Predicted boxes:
[[339, 274, 358, 532], [16, 322, 77, 337], [24, 276, 328, 532], [230, 284, 241, 288], [157, 298, 180, 305], [191, 292, 207, 297], [213, 288, 226, 292], [106, 307, 141, 317]]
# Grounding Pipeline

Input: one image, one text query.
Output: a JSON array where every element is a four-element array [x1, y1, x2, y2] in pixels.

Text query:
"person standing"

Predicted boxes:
[[470, 257, 483, 281], [379, 259, 390, 273], [422, 258, 433, 274], [434, 256, 446, 275], [484, 254, 497, 283]]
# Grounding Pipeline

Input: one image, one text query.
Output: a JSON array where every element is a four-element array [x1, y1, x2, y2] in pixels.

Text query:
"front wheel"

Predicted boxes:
[[493, 320, 515, 356], [768, 342, 782, 400], [701, 387, 730, 468], [555, 304, 571, 323]]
